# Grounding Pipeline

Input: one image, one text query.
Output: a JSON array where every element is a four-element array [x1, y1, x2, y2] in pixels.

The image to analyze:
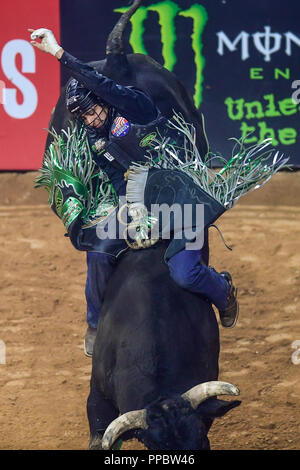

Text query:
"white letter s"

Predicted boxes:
[[2, 39, 38, 119]]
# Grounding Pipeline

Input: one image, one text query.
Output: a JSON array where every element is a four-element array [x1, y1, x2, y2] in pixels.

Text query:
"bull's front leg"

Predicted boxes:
[[87, 376, 119, 450]]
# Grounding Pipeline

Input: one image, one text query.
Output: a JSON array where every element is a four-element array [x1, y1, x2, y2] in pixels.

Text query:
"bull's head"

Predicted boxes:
[[100, 381, 241, 450]]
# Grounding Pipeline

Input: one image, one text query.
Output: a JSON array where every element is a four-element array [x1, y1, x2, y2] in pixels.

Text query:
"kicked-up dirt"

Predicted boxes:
[[0, 170, 299, 450]]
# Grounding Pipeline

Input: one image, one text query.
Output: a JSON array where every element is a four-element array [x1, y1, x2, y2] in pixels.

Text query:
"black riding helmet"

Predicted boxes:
[[66, 79, 98, 116]]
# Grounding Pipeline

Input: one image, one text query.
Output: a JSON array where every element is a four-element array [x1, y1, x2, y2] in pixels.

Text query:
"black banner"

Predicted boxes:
[[60, 0, 300, 167]]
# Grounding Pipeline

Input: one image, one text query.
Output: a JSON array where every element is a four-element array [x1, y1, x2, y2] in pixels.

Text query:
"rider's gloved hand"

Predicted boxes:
[[28, 28, 62, 57]]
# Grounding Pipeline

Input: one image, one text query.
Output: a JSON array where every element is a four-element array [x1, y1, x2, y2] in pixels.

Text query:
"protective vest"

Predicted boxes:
[[89, 111, 183, 170]]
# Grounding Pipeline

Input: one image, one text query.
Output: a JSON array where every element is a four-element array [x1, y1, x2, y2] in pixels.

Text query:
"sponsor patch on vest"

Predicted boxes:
[[139, 132, 157, 148], [111, 117, 130, 137], [104, 152, 115, 162], [94, 138, 106, 152]]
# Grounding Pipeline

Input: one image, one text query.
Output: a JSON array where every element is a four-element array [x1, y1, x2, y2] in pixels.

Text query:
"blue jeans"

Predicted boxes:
[[85, 248, 229, 328], [85, 252, 117, 328], [167, 249, 229, 310]]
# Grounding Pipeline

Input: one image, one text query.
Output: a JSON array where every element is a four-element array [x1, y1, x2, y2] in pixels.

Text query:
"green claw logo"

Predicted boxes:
[[139, 132, 157, 147], [114, 1, 208, 108]]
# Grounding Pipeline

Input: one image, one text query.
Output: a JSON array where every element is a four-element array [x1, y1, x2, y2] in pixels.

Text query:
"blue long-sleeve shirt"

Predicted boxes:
[[60, 51, 158, 124], [59, 51, 159, 195]]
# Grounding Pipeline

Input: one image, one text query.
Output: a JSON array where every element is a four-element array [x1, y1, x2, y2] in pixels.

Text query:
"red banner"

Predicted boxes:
[[0, 0, 60, 170]]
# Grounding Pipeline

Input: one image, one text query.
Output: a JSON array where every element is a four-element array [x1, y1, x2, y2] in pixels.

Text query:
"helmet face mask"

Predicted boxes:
[[81, 104, 109, 129]]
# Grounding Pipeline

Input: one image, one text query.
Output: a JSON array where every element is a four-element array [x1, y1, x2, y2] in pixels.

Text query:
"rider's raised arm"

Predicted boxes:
[[29, 28, 158, 125]]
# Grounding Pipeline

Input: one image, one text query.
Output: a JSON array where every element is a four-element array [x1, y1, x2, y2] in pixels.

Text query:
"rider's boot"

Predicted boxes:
[[84, 326, 97, 357], [218, 271, 239, 328]]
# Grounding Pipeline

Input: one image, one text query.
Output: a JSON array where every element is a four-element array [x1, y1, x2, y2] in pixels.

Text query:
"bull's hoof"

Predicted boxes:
[[89, 433, 103, 450]]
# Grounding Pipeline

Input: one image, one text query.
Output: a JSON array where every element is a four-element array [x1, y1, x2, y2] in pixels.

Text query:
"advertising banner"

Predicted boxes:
[[1, 0, 300, 169], [0, 0, 60, 170], [60, 0, 300, 167]]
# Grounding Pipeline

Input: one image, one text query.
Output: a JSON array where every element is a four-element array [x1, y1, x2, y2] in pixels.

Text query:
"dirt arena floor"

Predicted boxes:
[[0, 170, 299, 450]]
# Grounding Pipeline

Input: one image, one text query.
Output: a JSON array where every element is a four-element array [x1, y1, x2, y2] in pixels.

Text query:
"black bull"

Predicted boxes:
[[88, 243, 241, 450], [46, 0, 241, 449]]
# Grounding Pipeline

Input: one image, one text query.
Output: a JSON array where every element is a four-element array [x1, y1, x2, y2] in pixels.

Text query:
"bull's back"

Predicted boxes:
[[92, 243, 219, 413]]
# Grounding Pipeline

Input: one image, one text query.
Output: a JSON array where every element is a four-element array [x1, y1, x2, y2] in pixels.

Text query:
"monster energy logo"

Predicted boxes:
[[115, 1, 208, 108]]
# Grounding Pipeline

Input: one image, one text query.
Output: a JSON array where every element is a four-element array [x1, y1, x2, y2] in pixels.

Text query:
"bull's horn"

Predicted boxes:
[[106, 0, 143, 56], [101, 409, 147, 450], [182, 381, 240, 410]]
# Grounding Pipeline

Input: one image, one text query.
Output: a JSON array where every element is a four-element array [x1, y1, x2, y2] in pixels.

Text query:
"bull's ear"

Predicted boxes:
[[197, 398, 241, 418]]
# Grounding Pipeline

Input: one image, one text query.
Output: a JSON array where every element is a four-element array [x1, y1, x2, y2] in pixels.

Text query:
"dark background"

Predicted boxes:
[[60, 0, 300, 166]]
